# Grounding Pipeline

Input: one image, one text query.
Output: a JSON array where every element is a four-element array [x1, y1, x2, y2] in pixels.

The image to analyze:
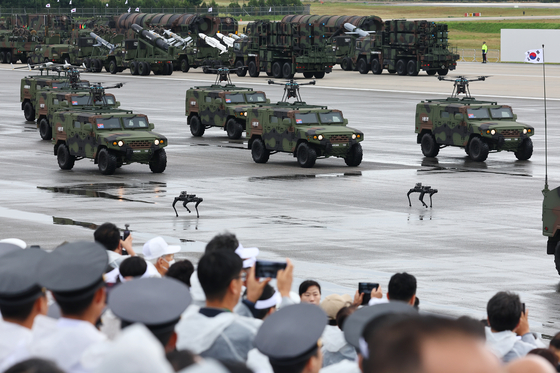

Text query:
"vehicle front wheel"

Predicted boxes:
[[235, 60, 246, 77], [468, 137, 489, 162], [189, 116, 205, 137], [23, 101, 35, 121], [248, 61, 259, 77], [109, 60, 118, 74], [515, 138, 533, 160], [181, 58, 190, 73], [345, 143, 363, 167], [98, 148, 117, 175], [39, 118, 51, 140], [421, 133, 439, 157], [357, 58, 369, 74], [226, 118, 243, 140], [57, 143, 75, 170], [341, 57, 352, 71], [251, 138, 270, 164], [297, 142, 317, 168], [149, 149, 167, 173]]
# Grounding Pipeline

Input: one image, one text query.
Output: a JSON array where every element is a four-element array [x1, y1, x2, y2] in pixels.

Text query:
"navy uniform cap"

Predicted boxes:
[[343, 301, 417, 348], [37, 241, 108, 296], [255, 303, 327, 366], [0, 242, 20, 258], [0, 249, 48, 306], [108, 277, 191, 332]]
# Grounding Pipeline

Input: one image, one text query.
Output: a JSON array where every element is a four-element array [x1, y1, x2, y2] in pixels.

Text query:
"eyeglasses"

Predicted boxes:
[[235, 272, 247, 282]]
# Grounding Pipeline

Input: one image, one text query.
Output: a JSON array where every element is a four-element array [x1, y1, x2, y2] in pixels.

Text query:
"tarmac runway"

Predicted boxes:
[[1, 61, 560, 335]]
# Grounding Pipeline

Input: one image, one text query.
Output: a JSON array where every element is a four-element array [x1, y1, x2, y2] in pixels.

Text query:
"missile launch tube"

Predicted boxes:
[[198, 33, 227, 54], [131, 24, 170, 51], [216, 32, 234, 48], [89, 32, 116, 53], [344, 23, 369, 38], [229, 33, 240, 40]]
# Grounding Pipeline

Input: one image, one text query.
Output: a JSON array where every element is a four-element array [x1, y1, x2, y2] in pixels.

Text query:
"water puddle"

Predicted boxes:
[[249, 172, 361, 182]]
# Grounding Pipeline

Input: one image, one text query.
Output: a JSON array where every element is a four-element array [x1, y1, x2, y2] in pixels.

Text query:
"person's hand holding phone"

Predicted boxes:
[[276, 258, 293, 298], [246, 265, 271, 303], [514, 304, 530, 336]]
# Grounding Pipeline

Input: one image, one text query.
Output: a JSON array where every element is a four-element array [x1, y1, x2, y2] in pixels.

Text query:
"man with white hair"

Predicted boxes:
[[143, 237, 181, 277]]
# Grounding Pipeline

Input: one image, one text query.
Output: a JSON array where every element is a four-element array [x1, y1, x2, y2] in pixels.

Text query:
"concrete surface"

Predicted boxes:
[[1, 61, 560, 335]]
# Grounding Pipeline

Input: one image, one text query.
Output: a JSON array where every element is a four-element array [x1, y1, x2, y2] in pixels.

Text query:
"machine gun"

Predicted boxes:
[[90, 32, 117, 54], [407, 183, 438, 208], [172, 191, 203, 218], [87, 82, 123, 106], [267, 79, 316, 102], [438, 75, 489, 98]]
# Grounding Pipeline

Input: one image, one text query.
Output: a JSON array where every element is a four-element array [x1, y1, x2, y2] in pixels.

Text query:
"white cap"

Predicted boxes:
[[142, 237, 181, 260], [235, 243, 259, 268], [0, 238, 26, 249]]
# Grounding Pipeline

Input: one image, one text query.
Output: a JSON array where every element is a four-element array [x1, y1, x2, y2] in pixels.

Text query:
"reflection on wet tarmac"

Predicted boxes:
[[37, 182, 167, 204], [53, 216, 98, 230], [419, 157, 532, 176], [249, 172, 361, 182]]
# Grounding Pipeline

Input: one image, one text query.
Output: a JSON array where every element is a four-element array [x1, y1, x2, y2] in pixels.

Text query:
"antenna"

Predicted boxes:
[[267, 79, 316, 102]]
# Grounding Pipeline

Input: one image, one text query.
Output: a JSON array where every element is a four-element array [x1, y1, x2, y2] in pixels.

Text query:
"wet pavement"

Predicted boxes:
[[1, 62, 560, 335]]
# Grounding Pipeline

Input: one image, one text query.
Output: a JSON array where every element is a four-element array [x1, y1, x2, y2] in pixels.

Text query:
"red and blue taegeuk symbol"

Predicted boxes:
[[529, 52, 538, 61]]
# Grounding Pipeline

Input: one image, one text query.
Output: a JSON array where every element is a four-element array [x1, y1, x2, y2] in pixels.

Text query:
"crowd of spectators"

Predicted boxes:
[[0, 229, 558, 373]]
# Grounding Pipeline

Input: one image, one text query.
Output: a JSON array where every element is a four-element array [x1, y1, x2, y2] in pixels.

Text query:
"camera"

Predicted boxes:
[[358, 282, 379, 305], [255, 260, 287, 279]]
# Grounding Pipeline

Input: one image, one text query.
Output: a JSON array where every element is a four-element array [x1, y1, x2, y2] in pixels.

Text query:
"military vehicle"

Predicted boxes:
[[0, 27, 43, 64], [20, 63, 90, 122], [185, 67, 269, 139], [232, 19, 336, 79], [52, 83, 167, 175], [247, 80, 363, 168], [415, 77, 534, 162]]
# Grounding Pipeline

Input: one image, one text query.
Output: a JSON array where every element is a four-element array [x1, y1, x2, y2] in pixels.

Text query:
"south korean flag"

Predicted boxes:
[[525, 49, 543, 63]]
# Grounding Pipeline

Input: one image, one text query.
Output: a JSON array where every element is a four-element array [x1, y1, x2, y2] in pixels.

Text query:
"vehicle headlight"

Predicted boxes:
[[318, 134, 324, 141], [490, 129, 496, 135], [118, 140, 124, 147], [352, 134, 357, 140], [154, 139, 160, 145], [523, 128, 528, 134]]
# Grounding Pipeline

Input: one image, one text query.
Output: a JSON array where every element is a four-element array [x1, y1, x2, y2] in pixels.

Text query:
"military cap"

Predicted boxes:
[[343, 301, 417, 349], [37, 241, 108, 299], [255, 303, 327, 366], [108, 277, 191, 334], [0, 242, 20, 258], [0, 248, 47, 306]]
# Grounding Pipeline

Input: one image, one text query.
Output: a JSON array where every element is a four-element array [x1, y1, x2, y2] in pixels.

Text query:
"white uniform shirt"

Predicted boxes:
[[0, 320, 32, 367]]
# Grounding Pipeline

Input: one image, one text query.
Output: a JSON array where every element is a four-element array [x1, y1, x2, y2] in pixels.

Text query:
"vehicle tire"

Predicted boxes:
[[0, 51, 5, 63], [555, 243, 560, 276], [109, 60, 118, 74], [84, 58, 91, 69], [39, 118, 51, 140], [142, 62, 152, 76], [266, 71, 273, 77], [341, 57, 352, 71], [181, 58, 190, 73], [189, 116, 205, 137], [6, 52, 12, 64], [138, 61, 146, 76], [226, 118, 244, 140], [272, 62, 282, 78], [303, 72, 314, 79], [314, 71, 325, 79], [426, 70, 437, 76], [248, 60, 259, 77], [97, 148, 117, 175], [407, 60, 419, 76], [93, 59, 102, 73], [130, 61, 139, 75], [357, 58, 369, 74], [421, 133, 439, 157], [149, 148, 167, 173], [345, 143, 363, 167], [396, 59, 406, 76], [297, 142, 317, 168], [468, 137, 489, 162], [371, 59, 382, 75], [165, 63, 173, 75], [388, 69, 396, 74], [235, 60, 246, 77], [515, 138, 533, 161], [438, 68, 449, 76], [282, 62, 294, 79], [57, 143, 75, 170], [251, 138, 269, 164], [23, 101, 34, 121]]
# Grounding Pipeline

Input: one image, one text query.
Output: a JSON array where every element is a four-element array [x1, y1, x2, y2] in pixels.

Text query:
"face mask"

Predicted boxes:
[[163, 258, 175, 267]]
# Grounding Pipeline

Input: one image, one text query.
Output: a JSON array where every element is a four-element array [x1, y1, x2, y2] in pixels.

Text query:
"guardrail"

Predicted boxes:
[[459, 48, 500, 63]]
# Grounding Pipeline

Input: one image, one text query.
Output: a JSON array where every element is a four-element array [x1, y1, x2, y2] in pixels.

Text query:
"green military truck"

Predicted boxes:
[[35, 90, 119, 140], [415, 77, 534, 162], [20, 65, 89, 122], [0, 27, 42, 64], [186, 71, 269, 139], [52, 91, 167, 175]]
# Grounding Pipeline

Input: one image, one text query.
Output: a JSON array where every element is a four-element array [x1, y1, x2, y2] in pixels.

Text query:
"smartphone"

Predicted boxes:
[[359, 282, 380, 306], [255, 260, 287, 279], [121, 224, 130, 256], [522, 302, 525, 314]]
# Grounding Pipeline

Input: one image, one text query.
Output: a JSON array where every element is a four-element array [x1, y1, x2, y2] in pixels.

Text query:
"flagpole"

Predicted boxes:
[[543, 44, 548, 191]]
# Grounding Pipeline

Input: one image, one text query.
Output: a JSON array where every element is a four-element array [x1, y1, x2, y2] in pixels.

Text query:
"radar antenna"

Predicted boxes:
[[267, 79, 316, 102], [438, 75, 489, 98]]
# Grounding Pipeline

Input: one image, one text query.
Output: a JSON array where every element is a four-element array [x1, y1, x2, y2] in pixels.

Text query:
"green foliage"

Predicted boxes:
[[228, 0, 241, 8]]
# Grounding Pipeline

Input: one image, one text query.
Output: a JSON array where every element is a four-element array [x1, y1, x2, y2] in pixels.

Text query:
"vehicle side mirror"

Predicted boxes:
[[283, 118, 291, 125], [115, 101, 120, 107], [149, 123, 155, 130], [513, 114, 517, 120], [343, 119, 348, 125], [83, 123, 92, 131], [454, 113, 463, 120], [266, 99, 270, 103]]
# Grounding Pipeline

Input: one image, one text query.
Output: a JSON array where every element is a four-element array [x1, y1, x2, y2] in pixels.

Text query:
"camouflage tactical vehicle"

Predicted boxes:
[[20, 64, 89, 122], [186, 69, 269, 139], [246, 80, 363, 168], [35, 90, 119, 140], [415, 77, 534, 162], [543, 185, 560, 274], [52, 86, 167, 175]]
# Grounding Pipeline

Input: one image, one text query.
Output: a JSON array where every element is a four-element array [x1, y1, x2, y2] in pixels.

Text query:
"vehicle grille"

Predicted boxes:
[[500, 130, 520, 138], [128, 140, 152, 149], [329, 135, 349, 143]]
